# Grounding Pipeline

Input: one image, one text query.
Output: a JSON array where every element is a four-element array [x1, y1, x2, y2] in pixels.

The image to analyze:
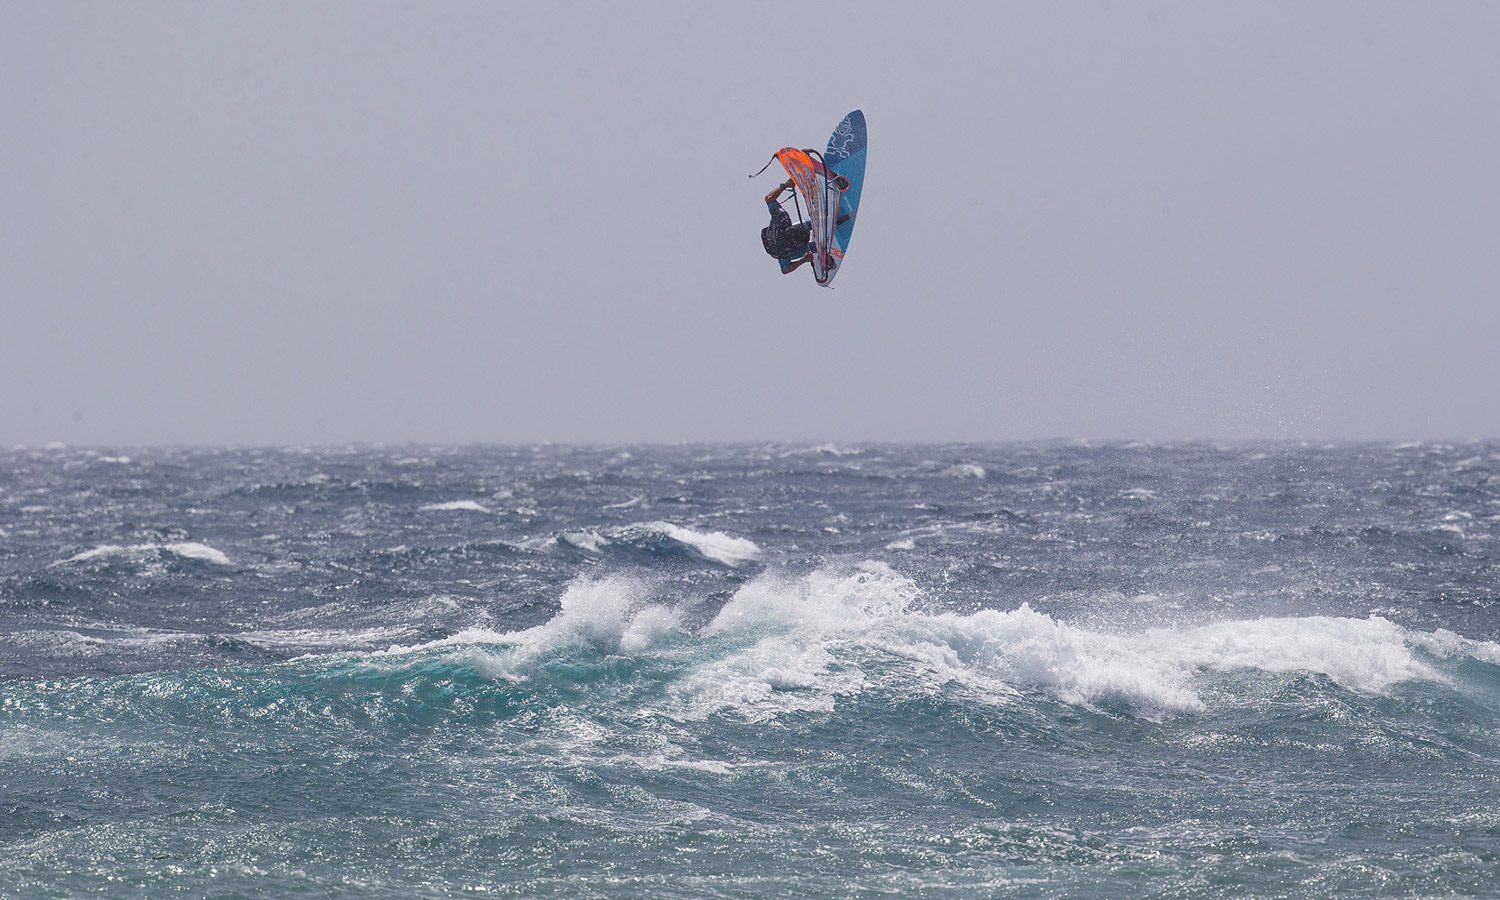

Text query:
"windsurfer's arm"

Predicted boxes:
[[780, 251, 814, 275], [764, 178, 796, 205]]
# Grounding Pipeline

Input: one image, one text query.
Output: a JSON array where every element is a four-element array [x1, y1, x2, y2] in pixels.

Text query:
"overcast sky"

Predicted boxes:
[[4, 1, 1498, 446]]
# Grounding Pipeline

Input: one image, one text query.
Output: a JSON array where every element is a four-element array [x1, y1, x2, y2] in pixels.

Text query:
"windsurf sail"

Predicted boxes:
[[775, 147, 846, 286]]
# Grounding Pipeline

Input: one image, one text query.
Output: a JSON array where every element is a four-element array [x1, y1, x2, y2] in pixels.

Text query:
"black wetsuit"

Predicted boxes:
[[762, 199, 811, 269]]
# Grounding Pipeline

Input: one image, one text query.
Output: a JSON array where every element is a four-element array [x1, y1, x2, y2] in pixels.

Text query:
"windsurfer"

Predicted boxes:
[[761, 179, 814, 275]]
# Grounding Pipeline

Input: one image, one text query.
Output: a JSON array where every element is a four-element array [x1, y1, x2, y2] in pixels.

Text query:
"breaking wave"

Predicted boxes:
[[374, 564, 1500, 722], [59, 542, 233, 567], [552, 522, 762, 567]]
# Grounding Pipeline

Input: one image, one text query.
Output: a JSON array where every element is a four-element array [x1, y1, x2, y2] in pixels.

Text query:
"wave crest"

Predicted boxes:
[[374, 566, 1500, 723], [60, 542, 232, 567]]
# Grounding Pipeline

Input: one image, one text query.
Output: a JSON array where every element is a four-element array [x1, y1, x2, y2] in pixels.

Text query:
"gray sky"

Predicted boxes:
[[5, 1, 1498, 446]]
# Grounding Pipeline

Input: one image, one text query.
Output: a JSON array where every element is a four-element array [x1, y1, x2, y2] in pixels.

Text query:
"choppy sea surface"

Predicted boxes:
[[3, 442, 1499, 899]]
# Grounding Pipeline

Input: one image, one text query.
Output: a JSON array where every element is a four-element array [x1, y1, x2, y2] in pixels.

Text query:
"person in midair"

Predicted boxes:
[[761, 178, 814, 275]]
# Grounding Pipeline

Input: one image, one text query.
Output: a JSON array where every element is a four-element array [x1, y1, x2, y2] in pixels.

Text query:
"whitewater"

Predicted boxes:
[[3, 442, 1499, 898]]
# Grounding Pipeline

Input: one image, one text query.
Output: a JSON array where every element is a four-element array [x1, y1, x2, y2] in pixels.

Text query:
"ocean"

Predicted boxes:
[[3, 442, 1498, 899]]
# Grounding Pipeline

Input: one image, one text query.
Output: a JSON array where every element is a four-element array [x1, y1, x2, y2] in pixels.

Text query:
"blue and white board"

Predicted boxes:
[[820, 110, 867, 287]]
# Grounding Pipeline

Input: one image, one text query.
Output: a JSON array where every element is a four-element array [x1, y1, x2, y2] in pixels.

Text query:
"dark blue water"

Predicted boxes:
[[4, 443, 1499, 898]]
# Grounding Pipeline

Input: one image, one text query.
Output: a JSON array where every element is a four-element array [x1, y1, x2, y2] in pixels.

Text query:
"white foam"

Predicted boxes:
[[777, 443, 862, 458], [64, 544, 135, 563], [603, 495, 647, 510], [10, 626, 199, 654], [377, 625, 517, 656], [685, 565, 1484, 720], [674, 564, 919, 719], [474, 576, 683, 681], [508, 535, 555, 553], [647, 522, 762, 566], [941, 463, 987, 479], [1161, 615, 1442, 693], [915, 607, 1480, 716], [703, 563, 912, 638], [363, 565, 1500, 725], [167, 542, 233, 565], [884, 524, 946, 552], [61, 542, 232, 566], [559, 531, 606, 553], [623, 754, 736, 776], [908, 604, 1207, 714], [420, 500, 492, 513], [1409, 627, 1500, 667], [238, 624, 418, 652]]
